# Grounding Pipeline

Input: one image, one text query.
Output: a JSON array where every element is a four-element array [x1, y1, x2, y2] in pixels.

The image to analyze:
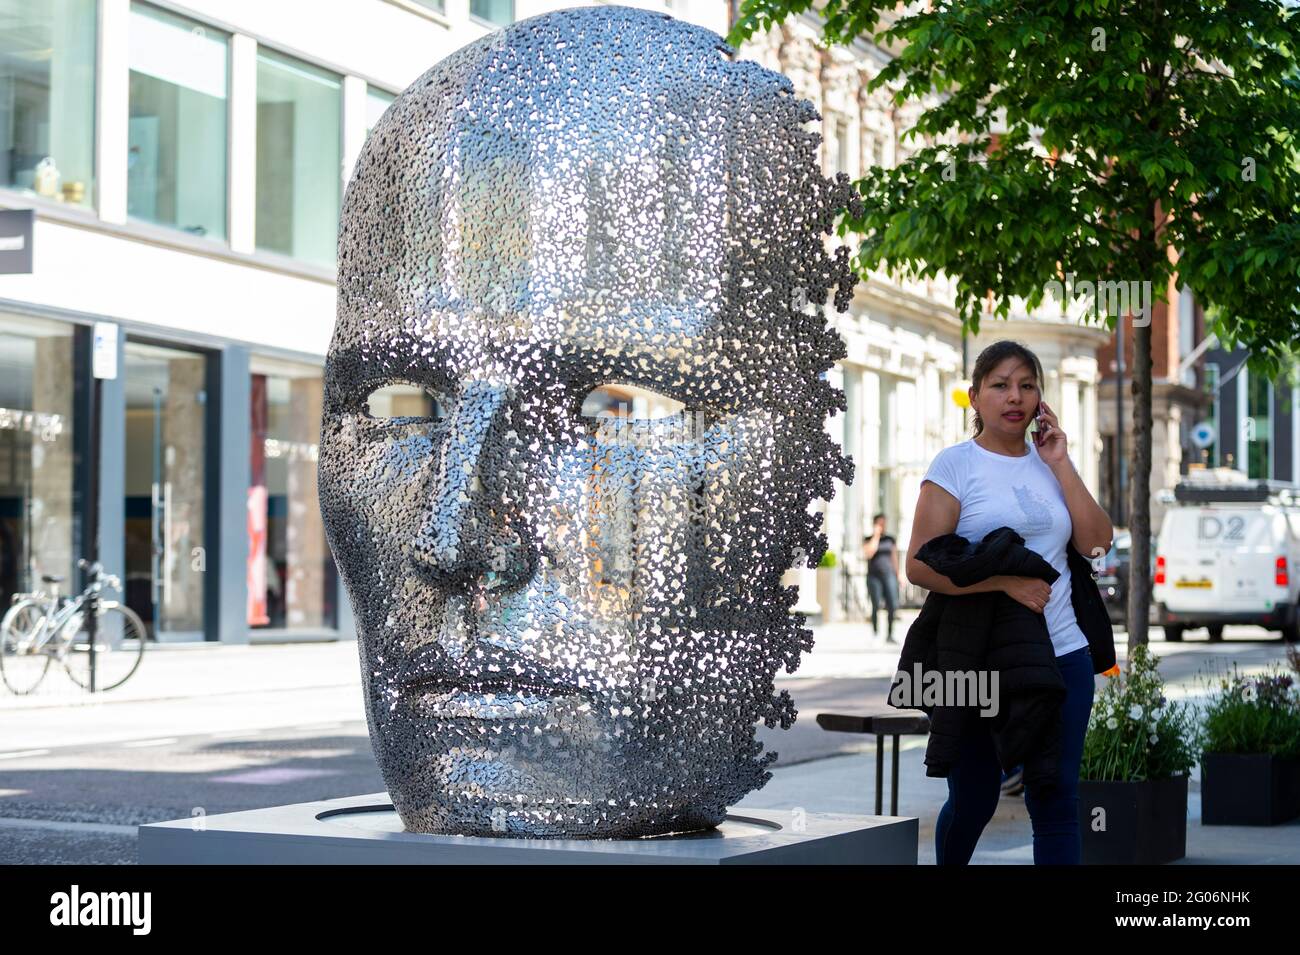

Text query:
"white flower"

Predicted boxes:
[[1149, 733, 1159, 744], [1106, 717, 1119, 730], [1129, 704, 1144, 720]]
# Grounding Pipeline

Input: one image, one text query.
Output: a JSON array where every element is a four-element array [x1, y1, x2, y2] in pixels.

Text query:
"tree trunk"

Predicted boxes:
[[1127, 302, 1154, 650]]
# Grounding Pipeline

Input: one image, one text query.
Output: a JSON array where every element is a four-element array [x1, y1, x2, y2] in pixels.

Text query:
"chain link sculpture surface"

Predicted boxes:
[[319, 5, 860, 838]]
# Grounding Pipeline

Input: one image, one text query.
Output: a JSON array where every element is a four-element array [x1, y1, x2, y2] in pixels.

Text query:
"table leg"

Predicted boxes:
[[890, 733, 901, 815], [875, 733, 884, 816]]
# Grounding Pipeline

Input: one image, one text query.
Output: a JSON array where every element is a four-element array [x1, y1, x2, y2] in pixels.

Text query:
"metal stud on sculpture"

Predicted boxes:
[[319, 5, 860, 838]]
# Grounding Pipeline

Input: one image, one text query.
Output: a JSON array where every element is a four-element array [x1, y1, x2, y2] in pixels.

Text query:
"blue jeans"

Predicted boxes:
[[934, 645, 1095, 865], [867, 572, 898, 636]]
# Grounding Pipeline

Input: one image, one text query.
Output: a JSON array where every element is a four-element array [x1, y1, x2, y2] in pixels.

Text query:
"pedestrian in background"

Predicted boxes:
[[864, 513, 900, 643]]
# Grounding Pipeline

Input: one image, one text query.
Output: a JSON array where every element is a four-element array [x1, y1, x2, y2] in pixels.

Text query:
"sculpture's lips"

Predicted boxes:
[[395, 643, 593, 705], [404, 681, 587, 720], [402, 676, 582, 696]]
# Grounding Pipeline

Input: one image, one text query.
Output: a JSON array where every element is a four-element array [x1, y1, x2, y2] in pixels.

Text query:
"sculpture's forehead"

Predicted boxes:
[[331, 5, 840, 410], [417, 8, 730, 102], [359, 6, 790, 207]]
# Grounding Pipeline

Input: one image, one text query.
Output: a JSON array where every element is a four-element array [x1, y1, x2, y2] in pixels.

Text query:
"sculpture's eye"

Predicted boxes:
[[581, 383, 686, 420], [363, 382, 448, 423]]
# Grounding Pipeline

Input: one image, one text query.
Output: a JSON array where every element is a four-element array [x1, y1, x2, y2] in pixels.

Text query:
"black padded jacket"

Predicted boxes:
[[888, 525, 1084, 793]]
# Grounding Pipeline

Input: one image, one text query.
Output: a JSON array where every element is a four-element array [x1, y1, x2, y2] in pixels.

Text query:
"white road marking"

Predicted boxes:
[[0, 816, 137, 835]]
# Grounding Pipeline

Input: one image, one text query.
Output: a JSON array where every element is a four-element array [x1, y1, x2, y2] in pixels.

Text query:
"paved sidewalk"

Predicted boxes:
[[0, 640, 362, 710], [756, 613, 1300, 864], [734, 744, 1300, 864]]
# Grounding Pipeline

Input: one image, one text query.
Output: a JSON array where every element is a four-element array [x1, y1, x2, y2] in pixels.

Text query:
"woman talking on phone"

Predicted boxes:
[[908, 340, 1113, 865]]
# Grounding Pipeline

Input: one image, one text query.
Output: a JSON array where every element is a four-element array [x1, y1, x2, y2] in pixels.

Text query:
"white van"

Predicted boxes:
[[1153, 471, 1300, 642]]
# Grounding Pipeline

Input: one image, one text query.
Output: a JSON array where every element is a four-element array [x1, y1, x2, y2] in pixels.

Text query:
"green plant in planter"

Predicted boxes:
[[1200, 665, 1300, 758], [1198, 663, 1300, 826], [1081, 643, 1201, 782], [1285, 641, 1300, 684], [818, 550, 837, 569]]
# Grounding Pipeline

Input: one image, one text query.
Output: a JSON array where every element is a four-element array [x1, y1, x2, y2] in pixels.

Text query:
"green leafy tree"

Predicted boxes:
[[730, 0, 1300, 646]]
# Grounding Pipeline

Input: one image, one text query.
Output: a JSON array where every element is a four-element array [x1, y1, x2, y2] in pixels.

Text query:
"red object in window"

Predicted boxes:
[[247, 374, 270, 627], [1276, 556, 1288, 588], [1155, 555, 1165, 585]]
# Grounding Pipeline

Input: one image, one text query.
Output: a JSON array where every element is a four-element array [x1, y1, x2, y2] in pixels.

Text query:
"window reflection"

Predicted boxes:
[[471, 0, 514, 26], [123, 340, 208, 641], [0, 314, 75, 607], [0, 0, 97, 207], [255, 48, 341, 267], [249, 358, 336, 630], [127, 3, 229, 239], [365, 85, 394, 139]]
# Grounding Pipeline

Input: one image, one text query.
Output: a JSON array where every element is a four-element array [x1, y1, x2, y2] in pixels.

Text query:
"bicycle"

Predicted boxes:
[[0, 559, 147, 695]]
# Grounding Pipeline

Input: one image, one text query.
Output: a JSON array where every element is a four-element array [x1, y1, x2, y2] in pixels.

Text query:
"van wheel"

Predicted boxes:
[[1206, 624, 1225, 641], [1163, 624, 1185, 642]]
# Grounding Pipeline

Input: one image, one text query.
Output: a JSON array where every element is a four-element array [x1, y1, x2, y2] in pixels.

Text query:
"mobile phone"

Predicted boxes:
[[1030, 402, 1043, 444]]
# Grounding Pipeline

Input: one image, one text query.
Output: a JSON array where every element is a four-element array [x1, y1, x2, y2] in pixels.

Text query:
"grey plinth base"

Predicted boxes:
[[138, 793, 917, 864]]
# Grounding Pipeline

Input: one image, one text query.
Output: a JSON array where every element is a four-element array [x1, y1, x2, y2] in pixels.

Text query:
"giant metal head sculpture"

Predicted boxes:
[[319, 5, 859, 838]]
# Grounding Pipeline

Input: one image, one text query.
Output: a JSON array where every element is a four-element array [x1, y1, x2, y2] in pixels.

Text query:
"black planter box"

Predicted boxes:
[[1078, 775, 1188, 865], [1201, 753, 1300, 826]]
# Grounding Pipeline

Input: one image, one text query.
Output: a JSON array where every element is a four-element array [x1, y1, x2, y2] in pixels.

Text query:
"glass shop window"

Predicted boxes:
[[471, 0, 514, 27], [0, 313, 77, 608], [127, 3, 229, 239], [0, 0, 97, 207], [365, 85, 395, 139], [249, 358, 338, 631], [255, 48, 341, 268]]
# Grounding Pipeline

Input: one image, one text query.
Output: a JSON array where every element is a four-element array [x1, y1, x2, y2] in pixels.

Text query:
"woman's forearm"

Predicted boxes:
[[1049, 457, 1113, 557], [907, 560, 1007, 597]]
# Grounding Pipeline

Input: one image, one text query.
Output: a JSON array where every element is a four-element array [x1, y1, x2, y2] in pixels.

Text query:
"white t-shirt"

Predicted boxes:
[[920, 436, 1089, 657]]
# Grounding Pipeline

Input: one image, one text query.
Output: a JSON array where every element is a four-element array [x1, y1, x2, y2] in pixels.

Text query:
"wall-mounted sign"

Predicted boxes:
[[93, 322, 119, 380], [0, 209, 34, 274]]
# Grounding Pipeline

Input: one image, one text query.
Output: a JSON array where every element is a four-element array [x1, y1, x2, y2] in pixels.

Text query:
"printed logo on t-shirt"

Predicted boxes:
[[1012, 484, 1054, 533]]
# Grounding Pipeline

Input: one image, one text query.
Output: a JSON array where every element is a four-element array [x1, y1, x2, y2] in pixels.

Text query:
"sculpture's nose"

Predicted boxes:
[[411, 380, 535, 590]]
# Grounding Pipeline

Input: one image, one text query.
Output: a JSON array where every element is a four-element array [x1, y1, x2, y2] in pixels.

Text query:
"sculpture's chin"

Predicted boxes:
[[391, 795, 728, 840], [373, 731, 733, 839]]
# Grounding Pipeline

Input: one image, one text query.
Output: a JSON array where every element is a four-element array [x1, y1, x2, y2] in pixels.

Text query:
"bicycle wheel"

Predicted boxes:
[[0, 600, 53, 694], [62, 601, 148, 691]]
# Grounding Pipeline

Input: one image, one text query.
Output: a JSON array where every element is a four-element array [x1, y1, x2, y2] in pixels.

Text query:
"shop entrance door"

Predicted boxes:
[[0, 317, 77, 608], [123, 340, 207, 641]]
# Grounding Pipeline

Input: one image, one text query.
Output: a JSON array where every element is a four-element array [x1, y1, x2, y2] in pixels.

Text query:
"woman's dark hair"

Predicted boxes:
[[969, 340, 1046, 437]]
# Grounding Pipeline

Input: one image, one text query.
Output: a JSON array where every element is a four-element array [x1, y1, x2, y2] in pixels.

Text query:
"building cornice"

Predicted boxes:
[[855, 276, 961, 330], [971, 313, 1113, 349]]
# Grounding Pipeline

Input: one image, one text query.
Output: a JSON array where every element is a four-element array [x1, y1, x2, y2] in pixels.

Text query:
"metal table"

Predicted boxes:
[[816, 712, 931, 816]]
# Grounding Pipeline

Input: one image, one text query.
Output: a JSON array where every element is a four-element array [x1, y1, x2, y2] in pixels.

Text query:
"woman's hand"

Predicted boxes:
[[1001, 575, 1052, 614], [1033, 399, 1068, 468]]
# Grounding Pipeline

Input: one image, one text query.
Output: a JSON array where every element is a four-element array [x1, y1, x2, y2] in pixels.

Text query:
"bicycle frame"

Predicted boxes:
[[13, 590, 94, 657]]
